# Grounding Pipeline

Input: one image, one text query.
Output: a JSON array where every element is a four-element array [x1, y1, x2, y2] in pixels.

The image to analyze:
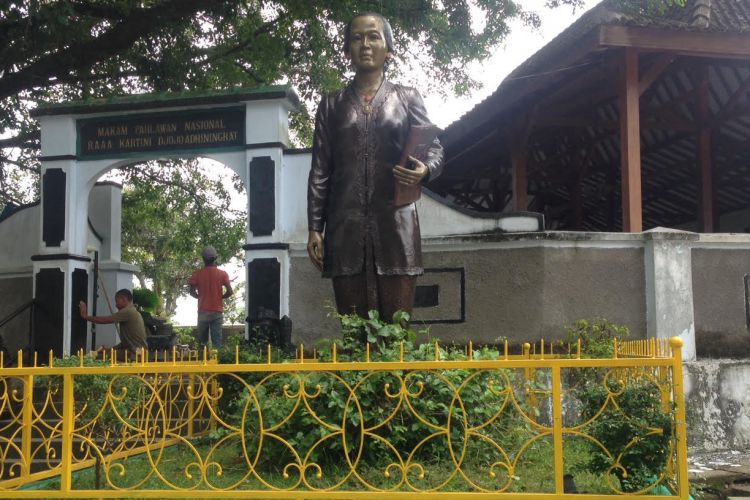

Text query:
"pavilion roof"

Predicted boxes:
[[443, 0, 750, 150], [432, 0, 750, 232]]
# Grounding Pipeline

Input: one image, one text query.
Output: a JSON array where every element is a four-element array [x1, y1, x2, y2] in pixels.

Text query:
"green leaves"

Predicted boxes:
[[1, 0, 597, 210], [324, 308, 422, 356], [120, 159, 245, 318], [567, 318, 672, 493], [576, 380, 673, 492]]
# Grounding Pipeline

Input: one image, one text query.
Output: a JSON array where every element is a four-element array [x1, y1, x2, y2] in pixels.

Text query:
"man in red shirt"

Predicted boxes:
[[188, 246, 233, 349]]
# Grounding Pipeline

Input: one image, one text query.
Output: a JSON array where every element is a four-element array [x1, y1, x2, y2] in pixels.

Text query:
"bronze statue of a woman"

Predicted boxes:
[[307, 12, 444, 321]]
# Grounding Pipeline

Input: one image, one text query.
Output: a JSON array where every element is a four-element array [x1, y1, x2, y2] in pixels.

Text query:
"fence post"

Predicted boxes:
[[187, 374, 195, 437], [551, 365, 564, 494], [21, 374, 34, 478], [670, 337, 689, 499], [60, 373, 74, 493], [523, 343, 538, 423]]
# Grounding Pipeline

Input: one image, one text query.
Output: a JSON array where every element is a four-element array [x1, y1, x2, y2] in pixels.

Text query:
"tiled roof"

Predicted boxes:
[[615, 0, 750, 32], [442, 0, 750, 146]]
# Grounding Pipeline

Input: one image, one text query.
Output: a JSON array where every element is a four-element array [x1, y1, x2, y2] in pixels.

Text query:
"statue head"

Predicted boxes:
[[343, 13, 394, 72]]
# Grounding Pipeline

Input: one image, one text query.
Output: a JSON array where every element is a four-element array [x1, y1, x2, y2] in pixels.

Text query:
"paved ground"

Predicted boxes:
[[690, 449, 750, 498]]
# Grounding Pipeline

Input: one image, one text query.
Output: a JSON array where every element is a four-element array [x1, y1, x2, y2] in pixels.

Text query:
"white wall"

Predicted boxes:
[[279, 151, 542, 245], [0, 205, 40, 273]]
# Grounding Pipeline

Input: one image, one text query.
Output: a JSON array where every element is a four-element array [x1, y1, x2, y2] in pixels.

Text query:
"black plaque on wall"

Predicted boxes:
[[247, 258, 280, 318], [42, 169, 66, 247], [71, 269, 88, 354], [77, 106, 245, 159], [414, 285, 440, 308], [34, 268, 65, 357], [249, 156, 275, 237], [410, 268, 465, 324]]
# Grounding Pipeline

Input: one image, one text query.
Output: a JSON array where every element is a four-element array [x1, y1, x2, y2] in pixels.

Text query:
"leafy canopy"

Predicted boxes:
[[120, 160, 245, 317], [0, 0, 684, 318], [0, 0, 597, 207]]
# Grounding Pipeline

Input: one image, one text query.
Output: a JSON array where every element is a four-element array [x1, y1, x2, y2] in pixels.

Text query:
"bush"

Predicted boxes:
[[211, 310, 538, 476], [132, 288, 158, 314], [174, 326, 197, 348], [566, 317, 629, 359], [567, 318, 672, 494], [576, 379, 673, 493]]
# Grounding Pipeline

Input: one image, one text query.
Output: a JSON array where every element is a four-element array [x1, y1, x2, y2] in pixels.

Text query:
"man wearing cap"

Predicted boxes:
[[188, 246, 233, 349]]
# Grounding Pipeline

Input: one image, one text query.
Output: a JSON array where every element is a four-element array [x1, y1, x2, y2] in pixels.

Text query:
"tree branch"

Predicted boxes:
[[0, 0, 226, 100], [121, 165, 245, 216], [201, 11, 289, 64], [0, 131, 41, 150]]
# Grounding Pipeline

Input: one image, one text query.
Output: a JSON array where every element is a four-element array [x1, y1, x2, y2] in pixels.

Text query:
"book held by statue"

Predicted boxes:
[[394, 124, 441, 207]]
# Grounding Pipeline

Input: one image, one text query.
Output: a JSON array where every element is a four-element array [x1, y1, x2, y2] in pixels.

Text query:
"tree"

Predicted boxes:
[[1, 0, 598, 205], [0, 0, 689, 206], [0, 0, 685, 316], [119, 160, 245, 317]]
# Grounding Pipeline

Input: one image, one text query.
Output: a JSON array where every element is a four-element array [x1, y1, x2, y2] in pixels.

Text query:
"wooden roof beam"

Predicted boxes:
[[639, 54, 677, 96], [600, 26, 750, 59], [711, 73, 750, 127]]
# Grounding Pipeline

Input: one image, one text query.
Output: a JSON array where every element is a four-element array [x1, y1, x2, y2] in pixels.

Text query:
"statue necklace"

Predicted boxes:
[[357, 78, 383, 115]]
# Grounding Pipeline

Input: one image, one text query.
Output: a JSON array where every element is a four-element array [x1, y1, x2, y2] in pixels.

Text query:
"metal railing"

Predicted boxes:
[[0, 338, 689, 498]]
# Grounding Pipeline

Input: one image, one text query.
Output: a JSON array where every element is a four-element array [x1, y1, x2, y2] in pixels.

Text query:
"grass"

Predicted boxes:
[[23, 434, 617, 498]]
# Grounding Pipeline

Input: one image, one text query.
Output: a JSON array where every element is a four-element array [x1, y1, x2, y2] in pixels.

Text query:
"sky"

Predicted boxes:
[[171, 0, 601, 326], [425, 0, 600, 128]]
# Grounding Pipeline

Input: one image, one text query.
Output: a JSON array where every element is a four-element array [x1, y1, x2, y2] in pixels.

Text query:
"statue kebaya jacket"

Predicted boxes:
[[307, 80, 444, 278]]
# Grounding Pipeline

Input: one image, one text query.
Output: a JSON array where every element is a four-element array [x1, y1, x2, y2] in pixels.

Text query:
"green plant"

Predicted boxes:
[[174, 326, 197, 348], [575, 379, 673, 493], [221, 332, 246, 350], [132, 288, 158, 314], [37, 355, 150, 489], [566, 318, 673, 494], [210, 311, 540, 477], [566, 317, 629, 359], [321, 308, 421, 357], [565, 317, 630, 391]]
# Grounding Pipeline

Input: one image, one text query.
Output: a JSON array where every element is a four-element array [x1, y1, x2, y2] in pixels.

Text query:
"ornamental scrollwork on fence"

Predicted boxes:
[[0, 343, 685, 497]]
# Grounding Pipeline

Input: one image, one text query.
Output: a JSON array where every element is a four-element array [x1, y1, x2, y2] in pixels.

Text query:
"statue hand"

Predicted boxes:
[[393, 156, 428, 186], [307, 230, 324, 271]]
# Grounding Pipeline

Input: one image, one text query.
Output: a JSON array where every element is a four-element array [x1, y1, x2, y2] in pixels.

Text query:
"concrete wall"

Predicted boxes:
[[692, 235, 750, 358], [0, 183, 138, 354], [0, 204, 39, 354], [0, 203, 40, 270], [685, 360, 750, 452], [0, 277, 34, 354], [290, 232, 648, 346]]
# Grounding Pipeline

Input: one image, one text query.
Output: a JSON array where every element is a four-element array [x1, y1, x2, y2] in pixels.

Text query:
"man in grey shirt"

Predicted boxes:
[[79, 288, 148, 360]]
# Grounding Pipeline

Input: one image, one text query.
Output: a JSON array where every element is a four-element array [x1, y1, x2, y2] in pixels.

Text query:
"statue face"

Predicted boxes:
[[347, 15, 390, 72]]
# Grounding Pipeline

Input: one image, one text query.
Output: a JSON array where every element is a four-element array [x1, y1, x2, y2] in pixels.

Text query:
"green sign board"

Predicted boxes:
[[77, 106, 245, 159]]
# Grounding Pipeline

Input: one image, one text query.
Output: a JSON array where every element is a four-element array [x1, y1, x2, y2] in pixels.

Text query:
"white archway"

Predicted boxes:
[[31, 87, 298, 356]]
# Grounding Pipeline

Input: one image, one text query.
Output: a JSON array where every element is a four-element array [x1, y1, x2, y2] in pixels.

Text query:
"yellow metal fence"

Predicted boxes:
[[0, 338, 688, 498]]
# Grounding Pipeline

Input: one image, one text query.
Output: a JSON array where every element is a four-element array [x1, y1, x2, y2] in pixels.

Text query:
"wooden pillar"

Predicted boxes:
[[511, 148, 528, 211], [697, 65, 715, 232], [618, 48, 643, 232]]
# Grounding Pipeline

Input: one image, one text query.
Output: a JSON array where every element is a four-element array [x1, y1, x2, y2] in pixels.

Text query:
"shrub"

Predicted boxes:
[[174, 326, 197, 348], [566, 317, 629, 359], [212, 310, 538, 475], [567, 318, 672, 494], [132, 288, 158, 314], [576, 379, 673, 493]]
